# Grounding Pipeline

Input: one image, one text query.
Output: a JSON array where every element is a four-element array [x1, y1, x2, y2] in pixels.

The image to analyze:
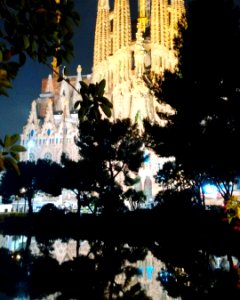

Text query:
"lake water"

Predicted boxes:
[[0, 234, 180, 300]]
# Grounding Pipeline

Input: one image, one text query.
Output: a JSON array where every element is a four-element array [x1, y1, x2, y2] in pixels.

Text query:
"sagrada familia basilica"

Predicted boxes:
[[20, 0, 185, 204]]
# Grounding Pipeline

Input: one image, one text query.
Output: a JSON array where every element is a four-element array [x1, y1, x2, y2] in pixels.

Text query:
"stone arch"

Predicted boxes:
[[29, 152, 35, 161], [44, 152, 52, 160]]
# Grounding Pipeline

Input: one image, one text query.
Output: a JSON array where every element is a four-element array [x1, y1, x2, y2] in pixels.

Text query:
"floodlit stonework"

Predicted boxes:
[[20, 0, 185, 205]]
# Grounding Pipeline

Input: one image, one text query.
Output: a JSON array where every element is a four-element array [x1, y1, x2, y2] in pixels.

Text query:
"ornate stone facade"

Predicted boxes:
[[20, 0, 184, 204]]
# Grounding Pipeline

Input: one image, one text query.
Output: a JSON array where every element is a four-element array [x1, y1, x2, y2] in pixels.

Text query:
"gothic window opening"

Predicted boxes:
[[29, 153, 35, 161], [44, 152, 52, 160]]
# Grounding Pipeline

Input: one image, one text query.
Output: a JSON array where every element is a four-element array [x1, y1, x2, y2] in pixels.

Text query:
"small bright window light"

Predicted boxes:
[[27, 140, 35, 148]]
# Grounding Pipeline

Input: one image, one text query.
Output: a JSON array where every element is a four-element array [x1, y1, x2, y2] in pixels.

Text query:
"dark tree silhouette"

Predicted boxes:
[[0, 159, 63, 214], [0, 0, 80, 96], [61, 154, 99, 216], [75, 118, 145, 215], [143, 0, 240, 298], [144, 0, 240, 204]]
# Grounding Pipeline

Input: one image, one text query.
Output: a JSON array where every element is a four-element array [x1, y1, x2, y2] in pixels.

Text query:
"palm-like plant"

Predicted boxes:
[[0, 134, 26, 174]]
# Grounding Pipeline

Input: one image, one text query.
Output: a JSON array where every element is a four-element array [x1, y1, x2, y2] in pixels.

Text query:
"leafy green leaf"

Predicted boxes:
[[97, 79, 106, 97], [4, 135, 11, 148], [0, 87, 8, 96], [100, 96, 113, 107], [3, 156, 20, 175], [10, 152, 20, 161], [74, 100, 81, 109], [10, 134, 20, 145], [80, 81, 88, 92], [89, 83, 96, 97], [23, 35, 30, 50], [78, 105, 88, 121], [101, 104, 112, 118], [94, 108, 101, 121], [10, 145, 26, 152]]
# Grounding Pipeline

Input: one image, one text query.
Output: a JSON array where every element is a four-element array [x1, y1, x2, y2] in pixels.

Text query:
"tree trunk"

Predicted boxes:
[[77, 194, 81, 217], [27, 194, 33, 215], [76, 238, 80, 257]]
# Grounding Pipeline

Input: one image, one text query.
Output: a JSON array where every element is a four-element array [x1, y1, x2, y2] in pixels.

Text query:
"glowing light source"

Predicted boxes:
[[27, 140, 35, 149], [202, 184, 218, 198]]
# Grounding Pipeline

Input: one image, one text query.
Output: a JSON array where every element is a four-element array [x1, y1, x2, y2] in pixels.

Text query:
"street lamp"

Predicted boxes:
[[19, 187, 27, 213]]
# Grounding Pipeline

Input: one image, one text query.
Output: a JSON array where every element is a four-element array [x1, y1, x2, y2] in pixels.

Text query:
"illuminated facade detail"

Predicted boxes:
[[20, 0, 185, 202], [20, 69, 81, 163], [92, 0, 184, 123], [138, 0, 149, 32], [93, 0, 111, 67]]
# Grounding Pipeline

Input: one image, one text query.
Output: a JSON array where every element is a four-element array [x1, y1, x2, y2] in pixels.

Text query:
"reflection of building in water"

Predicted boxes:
[[20, 0, 184, 207], [135, 250, 180, 300], [1, 235, 240, 300], [0, 235, 180, 299]]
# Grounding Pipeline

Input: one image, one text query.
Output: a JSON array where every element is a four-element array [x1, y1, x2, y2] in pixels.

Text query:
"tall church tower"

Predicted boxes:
[[151, 0, 169, 73], [93, 0, 111, 68], [92, 0, 185, 122], [21, 0, 185, 161], [112, 0, 132, 52], [138, 0, 149, 32], [20, 0, 185, 205]]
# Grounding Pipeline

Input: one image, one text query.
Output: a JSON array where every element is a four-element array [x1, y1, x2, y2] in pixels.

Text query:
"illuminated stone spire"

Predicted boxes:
[[72, 65, 82, 106], [151, 0, 169, 47], [150, 0, 169, 73], [52, 0, 61, 80], [112, 0, 131, 53], [45, 74, 54, 94], [134, 26, 145, 78], [169, 0, 185, 50], [44, 100, 54, 123], [137, 0, 148, 33], [55, 68, 70, 112], [110, 0, 132, 85], [27, 100, 38, 126], [93, 0, 110, 68]]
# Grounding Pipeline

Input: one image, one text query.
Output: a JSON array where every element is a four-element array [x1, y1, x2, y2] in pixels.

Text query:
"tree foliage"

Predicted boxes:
[[143, 0, 240, 297], [0, 0, 80, 96], [0, 159, 63, 213], [75, 118, 145, 214], [144, 0, 240, 203], [74, 79, 113, 122], [0, 133, 25, 174], [61, 154, 99, 216], [0, 240, 150, 300]]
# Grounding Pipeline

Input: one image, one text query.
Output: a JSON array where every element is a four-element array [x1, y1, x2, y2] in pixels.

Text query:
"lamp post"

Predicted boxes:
[[19, 187, 27, 213]]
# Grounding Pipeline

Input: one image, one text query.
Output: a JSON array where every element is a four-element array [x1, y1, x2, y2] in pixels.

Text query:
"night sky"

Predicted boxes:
[[0, 0, 239, 138], [0, 0, 98, 138]]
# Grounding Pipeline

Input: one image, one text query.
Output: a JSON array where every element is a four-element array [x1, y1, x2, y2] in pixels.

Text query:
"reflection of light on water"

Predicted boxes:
[[0, 235, 176, 300]]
